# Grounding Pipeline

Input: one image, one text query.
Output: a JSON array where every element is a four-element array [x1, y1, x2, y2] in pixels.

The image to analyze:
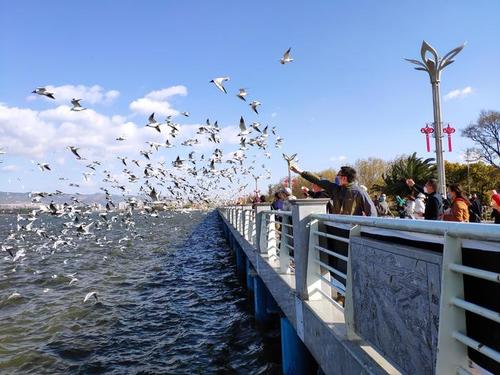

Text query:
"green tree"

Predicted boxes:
[[445, 161, 500, 202], [462, 110, 500, 168], [354, 157, 388, 191], [377, 152, 436, 197]]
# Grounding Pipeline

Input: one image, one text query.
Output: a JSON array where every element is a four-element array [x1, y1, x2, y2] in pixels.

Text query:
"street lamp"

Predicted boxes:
[[252, 174, 260, 198], [282, 153, 297, 189], [405, 41, 465, 196], [463, 148, 480, 193]]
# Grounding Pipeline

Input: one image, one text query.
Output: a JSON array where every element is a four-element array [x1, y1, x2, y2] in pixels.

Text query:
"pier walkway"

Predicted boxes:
[[218, 199, 499, 375]]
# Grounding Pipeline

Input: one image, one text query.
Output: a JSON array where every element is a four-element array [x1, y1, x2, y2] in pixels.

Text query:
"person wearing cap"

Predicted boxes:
[[281, 187, 296, 211], [491, 191, 500, 224], [289, 164, 377, 216]]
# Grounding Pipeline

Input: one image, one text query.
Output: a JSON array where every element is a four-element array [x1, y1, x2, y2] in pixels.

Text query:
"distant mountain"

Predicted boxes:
[[0, 192, 132, 206]]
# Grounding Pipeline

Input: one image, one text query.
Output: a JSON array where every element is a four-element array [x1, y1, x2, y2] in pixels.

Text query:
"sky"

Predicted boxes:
[[1, 1, 499, 196]]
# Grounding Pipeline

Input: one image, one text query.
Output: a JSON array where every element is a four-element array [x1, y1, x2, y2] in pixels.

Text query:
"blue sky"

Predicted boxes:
[[0, 1, 499, 196]]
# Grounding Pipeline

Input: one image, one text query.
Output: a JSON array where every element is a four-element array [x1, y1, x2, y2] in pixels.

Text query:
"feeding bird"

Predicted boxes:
[[210, 77, 230, 94], [32, 87, 55, 99]]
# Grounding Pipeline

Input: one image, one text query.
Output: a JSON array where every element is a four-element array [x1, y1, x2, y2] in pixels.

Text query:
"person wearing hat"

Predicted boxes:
[[281, 187, 296, 211]]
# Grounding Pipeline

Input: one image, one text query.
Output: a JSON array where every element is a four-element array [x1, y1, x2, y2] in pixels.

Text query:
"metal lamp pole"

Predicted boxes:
[[282, 153, 297, 189], [406, 41, 465, 196]]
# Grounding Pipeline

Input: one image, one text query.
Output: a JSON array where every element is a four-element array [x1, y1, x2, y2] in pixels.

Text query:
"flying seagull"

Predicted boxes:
[[83, 291, 98, 303], [280, 48, 294, 64], [249, 101, 261, 114], [210, 77, 230, 94], [37, 163, 51, 172], [238, 116, 250, 136], [32, 87, 55, 99], [70, 98, 87, 111], [68, 146, 82, 159], [236, 88, 247, 101], [181, 111, 190, 117], [146, 113, 161, 133]]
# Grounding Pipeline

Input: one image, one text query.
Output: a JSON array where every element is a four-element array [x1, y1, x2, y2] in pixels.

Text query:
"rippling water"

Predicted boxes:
[[0, 210, 280, 374]]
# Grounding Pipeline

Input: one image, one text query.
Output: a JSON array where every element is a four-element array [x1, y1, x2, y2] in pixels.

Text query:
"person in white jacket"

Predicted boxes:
[[414, 193, 426, 219]]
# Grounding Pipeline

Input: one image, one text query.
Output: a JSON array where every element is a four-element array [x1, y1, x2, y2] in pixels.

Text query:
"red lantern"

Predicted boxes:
[[443, 124, 456, 152], [420, 124, 435, 152]]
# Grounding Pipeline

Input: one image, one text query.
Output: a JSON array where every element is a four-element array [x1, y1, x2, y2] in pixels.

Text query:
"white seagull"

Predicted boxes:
[[210, 77, 230, 94], [70, 98, 87, 111], [83, 291, 98, 303], [280, 48, 294, 64], [249, 101, 261, 114], [236, 88, 247, 101], [146, 113, 161, 133], [37, 163, 51, 172], [32, 87, 55, 99]]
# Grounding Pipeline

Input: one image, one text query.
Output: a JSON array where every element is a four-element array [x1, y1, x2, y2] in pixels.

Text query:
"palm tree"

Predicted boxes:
[[376, 153, 436, 197]]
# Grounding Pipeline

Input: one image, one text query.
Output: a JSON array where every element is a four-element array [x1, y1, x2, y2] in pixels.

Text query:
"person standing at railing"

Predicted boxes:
[[405, 178, 443, 220], [443, 183, 470, 222], [491, 192, 500, 224], [289, 164, 377, 216]]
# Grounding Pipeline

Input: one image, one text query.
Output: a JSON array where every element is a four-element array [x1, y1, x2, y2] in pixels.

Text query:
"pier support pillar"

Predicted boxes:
[[246, 257, 255, 292], [235, 245, 246, 283], [280, 316, 317, 375], [291, 199, 330, 300], [253, 275, 272, 324]]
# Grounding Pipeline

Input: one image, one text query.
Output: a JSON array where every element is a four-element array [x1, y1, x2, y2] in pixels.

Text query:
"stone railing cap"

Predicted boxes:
[[254, 202, 271, 206], [290, 198, 330, 206]]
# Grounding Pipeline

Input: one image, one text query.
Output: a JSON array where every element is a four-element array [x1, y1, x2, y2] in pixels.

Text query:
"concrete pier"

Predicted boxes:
[[219, 203, 500, 375]]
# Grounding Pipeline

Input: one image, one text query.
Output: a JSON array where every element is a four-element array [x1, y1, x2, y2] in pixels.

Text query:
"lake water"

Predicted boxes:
[[0, 210, 280, 374]]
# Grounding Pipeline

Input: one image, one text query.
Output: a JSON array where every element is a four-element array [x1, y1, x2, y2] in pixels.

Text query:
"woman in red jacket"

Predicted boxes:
[[443, 184, 470, 222]]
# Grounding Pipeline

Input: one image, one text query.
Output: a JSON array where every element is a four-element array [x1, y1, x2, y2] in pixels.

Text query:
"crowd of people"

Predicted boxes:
[[252, 164, 500, 224]]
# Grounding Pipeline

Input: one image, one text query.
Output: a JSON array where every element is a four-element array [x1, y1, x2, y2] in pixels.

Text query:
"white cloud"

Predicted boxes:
[[1, 164, 18, 172], [27, 84, 120, 105], [129, 85, 187, 117], [329, 155, 347, 162], [444, 86, 473, 101]]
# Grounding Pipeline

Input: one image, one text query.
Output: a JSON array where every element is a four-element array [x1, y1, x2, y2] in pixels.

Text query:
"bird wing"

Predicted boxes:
[[148, 113, 156, 124]]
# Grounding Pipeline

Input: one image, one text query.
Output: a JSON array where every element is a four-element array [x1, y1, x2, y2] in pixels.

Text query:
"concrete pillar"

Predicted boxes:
[[246, 257, 255, 292], [291, 199, 330, 301], [235, 244, 246, 282], [255, 203, 271, 253], [280, 316, 317, 375], [253, 275, 272, 324]]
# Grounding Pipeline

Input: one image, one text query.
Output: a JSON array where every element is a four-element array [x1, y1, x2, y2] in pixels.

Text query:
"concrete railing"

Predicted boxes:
[[220, 200, 500, 375]]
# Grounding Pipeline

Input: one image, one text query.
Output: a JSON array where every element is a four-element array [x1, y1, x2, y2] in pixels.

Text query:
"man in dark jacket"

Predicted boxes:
[[290, 164, 377, 216], [469, 193, 482, 223], [405, 178, 443, 220]]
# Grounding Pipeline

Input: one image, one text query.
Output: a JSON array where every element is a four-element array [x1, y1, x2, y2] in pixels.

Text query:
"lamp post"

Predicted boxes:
[[406, 41, 465, 196], [252, 174, 260, 198], [282, 153, 297, 189]]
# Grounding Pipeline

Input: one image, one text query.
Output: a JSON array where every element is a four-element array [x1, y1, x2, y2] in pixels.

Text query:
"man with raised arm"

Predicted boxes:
[[405, 178, 443, 220], [289, 164, 377, 216]]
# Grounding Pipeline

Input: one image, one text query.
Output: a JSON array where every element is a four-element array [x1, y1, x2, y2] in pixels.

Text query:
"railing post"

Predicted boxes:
[[344, 224, 361, 340], [255, 204, 270, 252], [280, 215, 291, 274], [305, 218, 322, 300], [291, 199, 330, 301], [435, 233, 468, 373]]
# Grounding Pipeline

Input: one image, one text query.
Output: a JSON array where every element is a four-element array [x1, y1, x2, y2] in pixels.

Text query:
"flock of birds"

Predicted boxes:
[[1, 48, 295, 304]]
